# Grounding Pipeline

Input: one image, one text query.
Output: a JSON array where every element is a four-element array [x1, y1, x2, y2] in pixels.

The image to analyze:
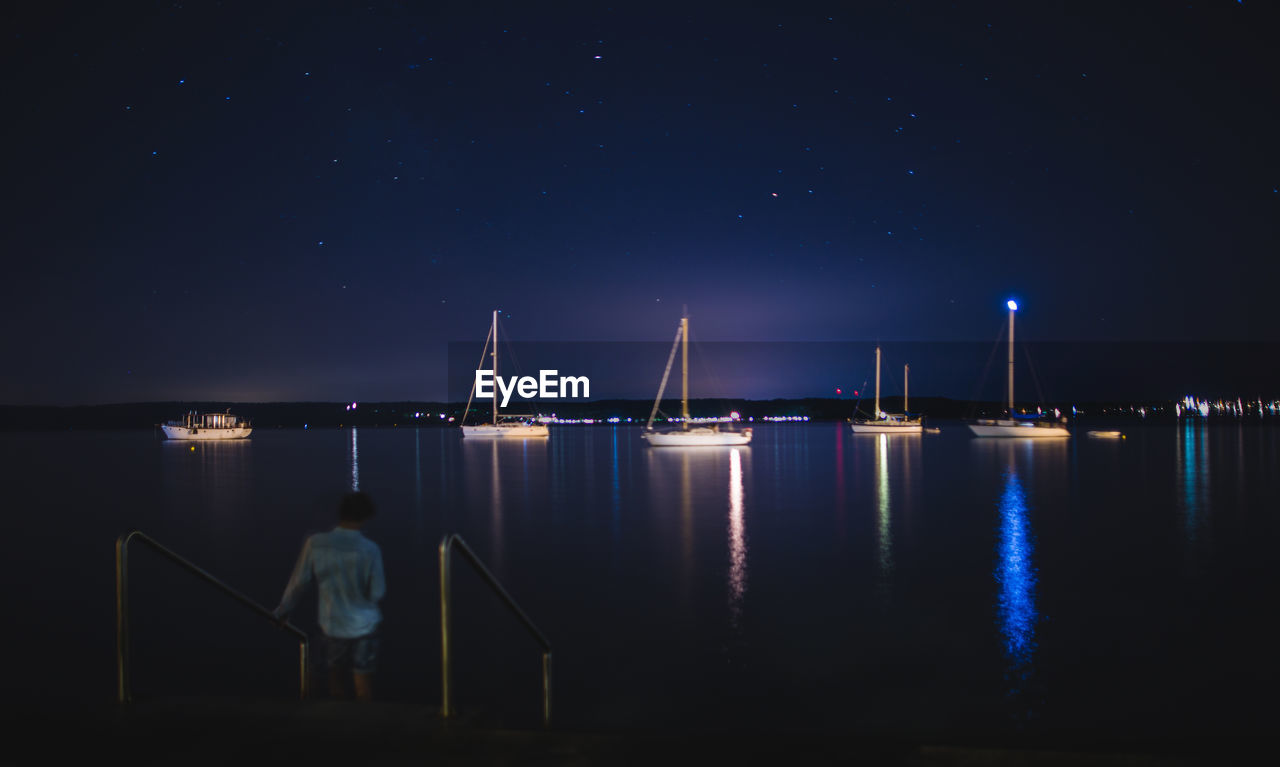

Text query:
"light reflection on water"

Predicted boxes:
[[876, 433, 892, 587], [413, 428, 424, 544], [160, 438, 252, 522], [864, 432, 919, 598], [972, 439, 1067, 715], [727, 448, 747, 628], [349, 427, 360, 491], [996, 463, 1036, 675], [834, 425, 846, 542], [1176, 420, 1211, 542], [58, 423, 1274, 735], [645, 446, 752, 620], [457, 436, 552, 576], [610, 427, 621, 540], [490, 439, 502, 563]]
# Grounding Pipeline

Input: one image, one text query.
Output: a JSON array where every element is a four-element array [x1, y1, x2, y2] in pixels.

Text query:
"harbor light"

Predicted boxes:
[[1007, 300, 1018, 311]]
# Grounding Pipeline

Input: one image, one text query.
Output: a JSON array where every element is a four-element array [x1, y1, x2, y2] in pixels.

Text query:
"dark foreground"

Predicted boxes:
[[6, 698, 1257, 766]]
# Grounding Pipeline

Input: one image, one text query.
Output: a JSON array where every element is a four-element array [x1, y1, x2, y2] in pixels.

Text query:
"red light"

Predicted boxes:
[[835, 388, 842, 395], [853, 390, 859, 396]]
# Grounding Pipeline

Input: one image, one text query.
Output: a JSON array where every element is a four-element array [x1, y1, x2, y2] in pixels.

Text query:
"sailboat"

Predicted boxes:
[[967, 300, 1069, 438], [460, 310, 550, 438], [850, 346, 922, 434], [642, 313, 752, 447]]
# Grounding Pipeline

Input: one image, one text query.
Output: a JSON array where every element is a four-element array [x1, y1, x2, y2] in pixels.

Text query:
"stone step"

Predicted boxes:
[[5, 698, 1230, 766]]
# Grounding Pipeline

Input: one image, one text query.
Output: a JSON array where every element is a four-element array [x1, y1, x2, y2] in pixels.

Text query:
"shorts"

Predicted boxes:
[[322, 631, 380, 674]]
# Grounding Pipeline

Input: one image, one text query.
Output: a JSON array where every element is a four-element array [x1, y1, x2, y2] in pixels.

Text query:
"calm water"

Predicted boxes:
[[8, 422, 1279, 741]]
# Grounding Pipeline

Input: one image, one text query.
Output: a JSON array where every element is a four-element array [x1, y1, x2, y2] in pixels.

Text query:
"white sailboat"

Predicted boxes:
[[967, 300, 1069, 438], [642, 313, 752, 447], [850, 346, 923, 434], [460, 310, 549, 438]]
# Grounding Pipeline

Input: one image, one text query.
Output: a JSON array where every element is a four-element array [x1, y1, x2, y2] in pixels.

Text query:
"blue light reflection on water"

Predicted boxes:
[[996, 462, 1037, 684], [1177, 419, 1210, 542]]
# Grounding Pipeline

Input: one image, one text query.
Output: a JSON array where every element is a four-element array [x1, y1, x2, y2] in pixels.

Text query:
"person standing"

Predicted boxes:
[[274, 491, 386, 701]]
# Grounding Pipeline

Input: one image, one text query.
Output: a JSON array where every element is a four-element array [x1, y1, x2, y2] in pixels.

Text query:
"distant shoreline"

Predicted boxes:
[[0, 398, 1230, 430]]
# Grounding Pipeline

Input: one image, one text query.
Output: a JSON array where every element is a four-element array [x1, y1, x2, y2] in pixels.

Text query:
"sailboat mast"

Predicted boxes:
[[681, 315, 689, 430], [1007, 303, 1016, 414], [874, 345, 881, 417], [904, 364, 909, 413], [492, 309, 499, 426]]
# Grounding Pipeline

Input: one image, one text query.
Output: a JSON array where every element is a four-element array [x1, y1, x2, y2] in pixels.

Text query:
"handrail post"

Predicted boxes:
[[542, 652, 552, 726], [116, 535, 131, 704], [299, 640, 309, 700], [439, 537, 453, 718]]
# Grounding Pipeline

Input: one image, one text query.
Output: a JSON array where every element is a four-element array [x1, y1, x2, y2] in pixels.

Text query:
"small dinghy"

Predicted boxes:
[[1087, 430, 1124, 439]]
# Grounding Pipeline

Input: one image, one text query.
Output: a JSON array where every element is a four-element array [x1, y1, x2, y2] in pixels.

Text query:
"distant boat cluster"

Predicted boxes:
[[1175, 395, 1278, 418], [166, 300, 1203, 444], [448, 301, 1071, 445]]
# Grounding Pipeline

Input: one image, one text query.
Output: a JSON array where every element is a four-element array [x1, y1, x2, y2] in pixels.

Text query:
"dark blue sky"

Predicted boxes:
[[4, 1, 1275, 403]]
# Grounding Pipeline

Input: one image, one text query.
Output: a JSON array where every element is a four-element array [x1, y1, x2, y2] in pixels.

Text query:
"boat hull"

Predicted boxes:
[[850, 422, 922, 434], [161, 425, 252, 440], [967, 420, 1069, 438], [643, 429, 752, 446], [461, 424, 549, 437]]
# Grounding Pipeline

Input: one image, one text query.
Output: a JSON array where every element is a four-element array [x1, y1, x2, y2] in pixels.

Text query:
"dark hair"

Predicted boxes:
[[338, 491, 376, 522]]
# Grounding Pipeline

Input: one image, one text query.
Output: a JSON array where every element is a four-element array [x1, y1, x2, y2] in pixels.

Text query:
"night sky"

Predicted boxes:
[[5, 1, 1276, 404]]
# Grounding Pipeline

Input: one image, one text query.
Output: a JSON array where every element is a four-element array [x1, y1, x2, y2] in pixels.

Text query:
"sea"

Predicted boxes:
[[7, 421, 1278, 745]]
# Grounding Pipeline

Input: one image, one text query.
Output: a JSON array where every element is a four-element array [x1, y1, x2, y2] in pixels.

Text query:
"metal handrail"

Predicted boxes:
[[439, 533, 552, 725], [115, 530, 309, 703]]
